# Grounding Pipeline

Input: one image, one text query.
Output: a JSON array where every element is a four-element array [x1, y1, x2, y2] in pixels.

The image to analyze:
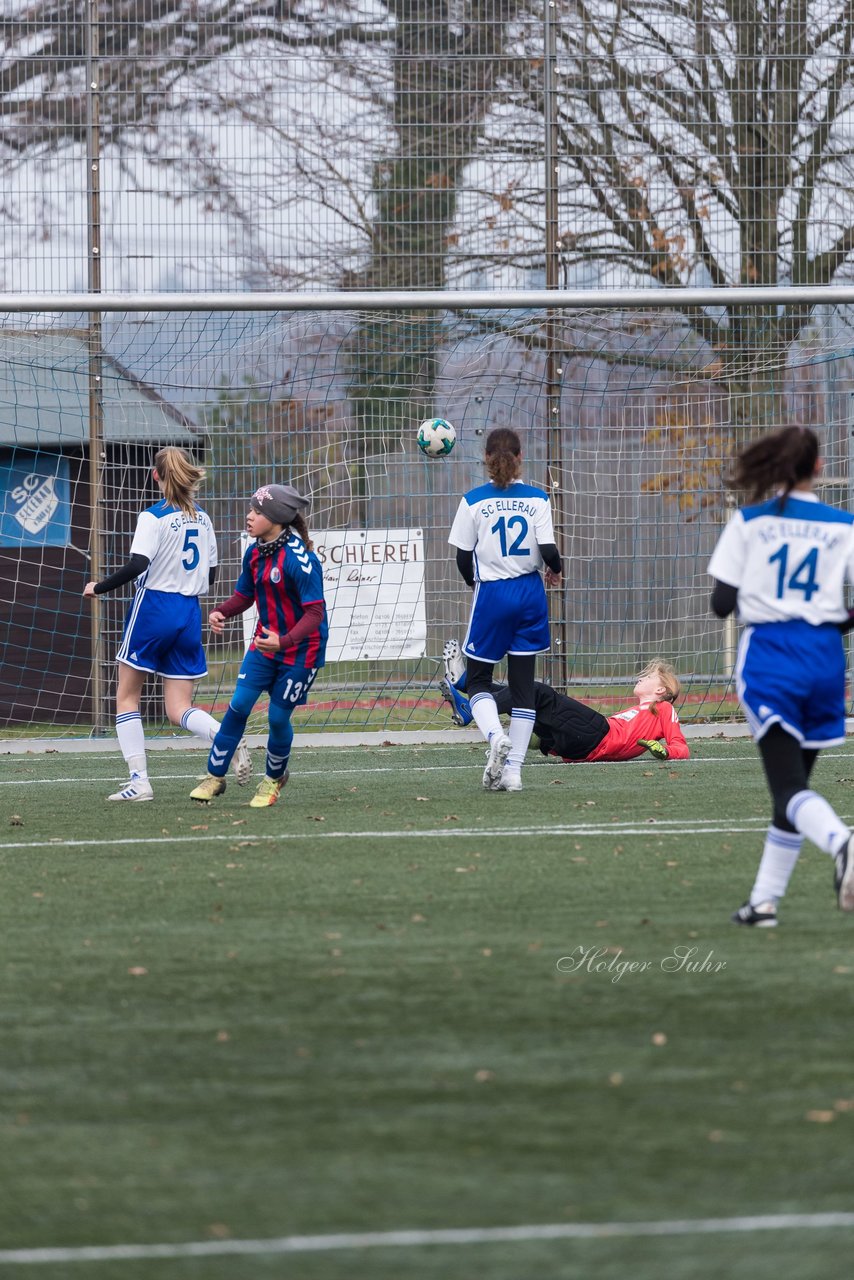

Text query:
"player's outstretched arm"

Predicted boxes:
[[659, 702, 690, 759], [83, 553, 150, 597]]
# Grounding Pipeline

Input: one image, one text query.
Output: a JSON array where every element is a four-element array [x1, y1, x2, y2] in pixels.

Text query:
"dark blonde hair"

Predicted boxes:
[[153, 447, 205, 519], [730, 426, 819, 507], [485, 427, 522, 489], [637, 659, 681, 708]]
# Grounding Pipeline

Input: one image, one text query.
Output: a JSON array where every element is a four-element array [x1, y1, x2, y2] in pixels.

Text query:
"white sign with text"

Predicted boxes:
[[239, 528, 426, 662]]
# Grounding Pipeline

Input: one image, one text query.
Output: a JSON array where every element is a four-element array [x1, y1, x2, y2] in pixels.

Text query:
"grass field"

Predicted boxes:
[[2, 737, 853, 1279]]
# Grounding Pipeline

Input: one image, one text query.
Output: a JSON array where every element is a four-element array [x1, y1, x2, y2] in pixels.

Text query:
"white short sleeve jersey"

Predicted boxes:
[[448, 480, 555, 581], [708, 493, 854, 625], [130, 500, 218, 596]]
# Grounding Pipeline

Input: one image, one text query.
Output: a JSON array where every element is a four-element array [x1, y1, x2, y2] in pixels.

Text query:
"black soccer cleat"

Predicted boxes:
[[834, 832, 854, 911], [731, 900, 778, 928]]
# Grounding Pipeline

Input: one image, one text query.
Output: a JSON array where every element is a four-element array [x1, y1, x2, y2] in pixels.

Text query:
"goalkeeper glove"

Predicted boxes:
[[638, 739, 668, 760]]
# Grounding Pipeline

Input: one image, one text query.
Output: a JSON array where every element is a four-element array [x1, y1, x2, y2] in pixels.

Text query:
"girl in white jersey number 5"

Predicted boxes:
[[83, 448, 250, 802], [448, 427, 562, 791], [709, 426, 854, 924]]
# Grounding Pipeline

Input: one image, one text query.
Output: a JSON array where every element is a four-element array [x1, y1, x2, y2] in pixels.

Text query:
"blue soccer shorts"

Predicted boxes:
[[230, 648, 320, 717], [463, 574, 550, 664], [117, 589, 206, 679], [736, 619, 846, 748]]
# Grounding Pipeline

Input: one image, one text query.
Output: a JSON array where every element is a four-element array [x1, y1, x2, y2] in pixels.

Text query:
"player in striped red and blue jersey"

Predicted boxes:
[[709, 426, 854, 925], [190, 483, 328, 808]]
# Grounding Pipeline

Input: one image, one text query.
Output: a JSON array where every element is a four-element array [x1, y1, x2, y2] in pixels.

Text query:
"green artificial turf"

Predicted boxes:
[[1, 739, 853, 1278]]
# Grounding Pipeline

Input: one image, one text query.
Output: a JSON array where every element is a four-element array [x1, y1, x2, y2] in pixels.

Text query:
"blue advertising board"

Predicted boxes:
[[0, 452, 72, 547]]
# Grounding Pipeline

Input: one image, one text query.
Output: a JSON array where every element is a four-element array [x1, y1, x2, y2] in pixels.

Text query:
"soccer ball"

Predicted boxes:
[[417, 417, 456, 458]]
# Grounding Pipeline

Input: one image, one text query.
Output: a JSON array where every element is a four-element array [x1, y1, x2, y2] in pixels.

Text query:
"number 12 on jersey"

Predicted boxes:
[[491, 515, 530, 557], [769, 543, 820, 601]]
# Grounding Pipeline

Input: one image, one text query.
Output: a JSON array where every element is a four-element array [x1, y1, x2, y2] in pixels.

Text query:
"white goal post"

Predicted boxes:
[[1, 284, 853, 740]]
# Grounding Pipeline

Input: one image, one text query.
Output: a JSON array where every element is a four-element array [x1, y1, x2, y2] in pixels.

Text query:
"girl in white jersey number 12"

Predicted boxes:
[[83, 448, 251, 802], [448, 427, 562, 791], [709, 425, 854, 923]]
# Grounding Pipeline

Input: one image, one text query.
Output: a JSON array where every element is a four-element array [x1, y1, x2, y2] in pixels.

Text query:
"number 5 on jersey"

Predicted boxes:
[[182, 528, 200, 571]]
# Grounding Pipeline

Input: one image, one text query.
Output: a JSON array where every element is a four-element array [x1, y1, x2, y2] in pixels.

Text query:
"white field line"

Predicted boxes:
[[0, 818, 780, 852], [3, 1213, 854, 1265], [6, 749, 854, 787]]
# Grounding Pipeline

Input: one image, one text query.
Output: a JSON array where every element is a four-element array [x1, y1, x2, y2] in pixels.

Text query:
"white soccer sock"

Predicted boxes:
[[750, 825, 804, 905], [470, 692, 503, 743], [508, 708, 536, 769], [786, 790, 850, 856], [116, 711, 148, 779], [180, 707, 221, 742]]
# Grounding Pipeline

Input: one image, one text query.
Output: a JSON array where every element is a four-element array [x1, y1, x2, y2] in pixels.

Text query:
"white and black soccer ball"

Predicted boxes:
[[416, 417, 456, 458]]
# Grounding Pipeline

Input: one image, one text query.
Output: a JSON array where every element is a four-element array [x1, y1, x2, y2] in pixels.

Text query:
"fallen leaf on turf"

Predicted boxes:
[[442, 814, 459, 822], [9, 815, 23, 826], [415, 796, 429, 802], [708, 1130, 723, 1142], [128, 967, 148, 977], [550, 778, 563, 785], [651, 1032, 667, 1046], [324, 932, 342, 940], [191, 824, 208, 831], [474, 1069, 495, 1082], [571, 856, 587, 863], [308, 815, 326, 822], [207, 1224, 231, 1239], [231, 820, 246, 827], [32, 892, 43, 899], [411, 913, 426, 923], [806, 1110, 835, 1123], [609, 1073, 623, 1086], [833, 965, 850, 974], [455, 865, 477, 873], [834, 1099, 854, 1111], [216, 1030, 230, 1043], [481, 948, 492, 957]]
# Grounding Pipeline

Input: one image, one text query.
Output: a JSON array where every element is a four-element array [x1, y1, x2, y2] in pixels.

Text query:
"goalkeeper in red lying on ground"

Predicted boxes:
[[439, 640, 689, 767]]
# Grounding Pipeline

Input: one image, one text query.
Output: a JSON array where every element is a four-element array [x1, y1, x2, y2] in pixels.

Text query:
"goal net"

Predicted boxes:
[[1, 291, 853, 738]]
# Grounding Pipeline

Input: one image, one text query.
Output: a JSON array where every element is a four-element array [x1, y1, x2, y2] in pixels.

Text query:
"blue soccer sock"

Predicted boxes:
[[266, 702, 294, 780], [207, 705, 248, 778]]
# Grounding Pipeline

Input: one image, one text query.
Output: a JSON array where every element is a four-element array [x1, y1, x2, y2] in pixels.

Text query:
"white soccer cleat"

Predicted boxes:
[[497, 767, 523, 792], [108, 777, 153, 802], [482, 733, 512, 790], [442, 638, 466, 687], [835, 832, 854, 912], [232, 738, 253, 786]]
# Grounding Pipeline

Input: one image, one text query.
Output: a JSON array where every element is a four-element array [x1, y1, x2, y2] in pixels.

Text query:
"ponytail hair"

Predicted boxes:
[[289, 511, 314, 552], [153, 447, 205, 519], [485, 427, 522, 489], [729, 426, 819, 507]]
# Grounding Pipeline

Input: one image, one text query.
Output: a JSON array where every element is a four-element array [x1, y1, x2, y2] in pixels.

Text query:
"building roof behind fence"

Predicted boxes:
[[0, 330, 197, 449]]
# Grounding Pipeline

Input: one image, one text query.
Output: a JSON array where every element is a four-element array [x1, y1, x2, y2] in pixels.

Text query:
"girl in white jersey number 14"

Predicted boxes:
[[83, 447, 251, 802], [708, 425, 854, 924], [448, 427, 562, 792]]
